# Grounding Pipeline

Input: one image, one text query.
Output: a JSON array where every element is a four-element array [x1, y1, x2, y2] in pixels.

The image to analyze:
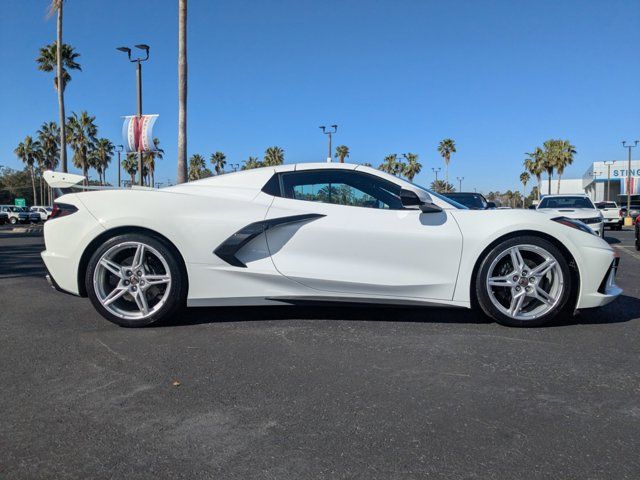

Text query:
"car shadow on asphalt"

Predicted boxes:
[[158, 295, 639, 328]]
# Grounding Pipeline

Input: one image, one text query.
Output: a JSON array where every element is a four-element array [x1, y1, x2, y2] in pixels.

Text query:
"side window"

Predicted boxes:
[[280, 170, 404, 209]]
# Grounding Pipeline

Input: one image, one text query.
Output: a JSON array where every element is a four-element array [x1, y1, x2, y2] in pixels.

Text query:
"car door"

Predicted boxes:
[[264, 168, 463, 301]]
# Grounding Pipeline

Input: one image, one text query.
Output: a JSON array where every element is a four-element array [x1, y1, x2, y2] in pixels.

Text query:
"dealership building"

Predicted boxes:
[[553, 160, 640, 203]]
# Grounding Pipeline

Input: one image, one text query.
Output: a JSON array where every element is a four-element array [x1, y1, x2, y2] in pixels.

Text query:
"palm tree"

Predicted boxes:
[[542, 139, 564, 195], [520, 172, 530, 208], [555, 140, 576, 194], [430, 179, 454, 193], [144, 138, 164, 186], [37, 121, 60, 204], [92, 138, 114, 185], [402, 153, 421, 181], [437, 139, 456, 192], [334, 145, 350, 163], [264, 146, 284, 166], [37, 19, 81, 174], [122, 154, 138, 185], [14, 136, 41, 204], [67, 111, 97, 182], [524, 148, 545, 200], [188, 154, 212, 180], [210, 151, 227, 175], [378, 154, 404, 176], [242, 156, 262, 170], [176, 0, 188, 184]]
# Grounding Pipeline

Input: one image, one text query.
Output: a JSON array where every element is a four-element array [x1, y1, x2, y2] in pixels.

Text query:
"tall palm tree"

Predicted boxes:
[[429, 179, 454, 193], [524, 148, 545, 200], [188, 154, 211, 180], [402, 153, 421, 181], [555, 140, 576, 194], [210, 151, 227, 175], [37, 121, 60, 204], [176, 0, 188, 184], [334, 145, 349, 163], [92, 138, 114, 185], [14, 136, 41, 204], [144, 138, 164, 186], [242, 156, 262, 170], [437, 139, 456, 192], [67, 111, 97, 182], [122, 154, 138, 185], [264, 146, 285, 166], [378, 154, 404, 176], [37, 16, 81, 174], [520, 172, 530, 208], [542, 139, 563, 195]]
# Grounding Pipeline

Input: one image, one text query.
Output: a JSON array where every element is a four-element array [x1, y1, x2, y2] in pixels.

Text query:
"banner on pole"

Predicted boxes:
[[122, 114, 159, 153]]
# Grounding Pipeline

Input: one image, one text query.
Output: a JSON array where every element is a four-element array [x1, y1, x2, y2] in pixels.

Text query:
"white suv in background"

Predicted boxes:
[[536, 194, 604, 237], [30, 206, 52, 221]]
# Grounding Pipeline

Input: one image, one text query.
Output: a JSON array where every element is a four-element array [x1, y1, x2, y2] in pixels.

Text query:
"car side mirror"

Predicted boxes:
[[486, 201, 496, 209], [400, 188, 443, 213]]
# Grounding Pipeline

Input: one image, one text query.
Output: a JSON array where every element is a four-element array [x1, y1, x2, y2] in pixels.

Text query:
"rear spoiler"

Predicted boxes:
[[43, 170, 155, 195]]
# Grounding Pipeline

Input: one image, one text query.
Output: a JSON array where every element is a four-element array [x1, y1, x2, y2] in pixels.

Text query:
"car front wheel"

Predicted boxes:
[[85, 233, 187, 327], [475, 236, 573, 327]]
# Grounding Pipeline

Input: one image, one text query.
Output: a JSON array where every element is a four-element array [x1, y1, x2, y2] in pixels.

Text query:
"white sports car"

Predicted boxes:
[[42, 163, 621, 328]]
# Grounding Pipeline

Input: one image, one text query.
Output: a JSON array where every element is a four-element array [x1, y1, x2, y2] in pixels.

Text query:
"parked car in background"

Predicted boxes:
[[442, 192, 496, 210], [0, 205, 41, 224], [595, 201, 622, 230], [30, 206, 52, 221], [0, 211, 8, 225], [536, 194, 604, 237], [636, 216, 640, 250], [619, 200, 640, 223]]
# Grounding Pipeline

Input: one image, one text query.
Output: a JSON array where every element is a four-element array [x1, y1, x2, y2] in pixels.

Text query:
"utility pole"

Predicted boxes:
[[622, 141, 638, 225], [457, 176, 464, 192], [319, 125, 337, 162], [116, 145, 124, 189], [604, 161, 615, 202], [117, 44, 150, 186]]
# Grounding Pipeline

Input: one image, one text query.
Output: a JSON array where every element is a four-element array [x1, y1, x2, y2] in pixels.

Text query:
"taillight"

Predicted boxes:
[[49, 202, 78, 220]]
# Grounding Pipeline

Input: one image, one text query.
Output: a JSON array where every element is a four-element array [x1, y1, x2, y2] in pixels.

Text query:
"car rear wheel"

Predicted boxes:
[[86, 233, 187, 327], [475, 236, 573, 327], [9, 217, 17, 225]]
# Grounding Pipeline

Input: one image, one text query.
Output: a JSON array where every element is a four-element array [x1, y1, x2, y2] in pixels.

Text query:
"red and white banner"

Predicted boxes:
[[122, 114, 158, 153]]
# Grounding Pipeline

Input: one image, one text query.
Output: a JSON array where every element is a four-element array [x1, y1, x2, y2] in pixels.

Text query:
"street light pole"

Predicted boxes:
[[319, 125, 337, 162], [622, 140, 639, 225], [604, 161, 614, 202], [457, 176, 464, 192], [432, 167, 441, 183], [117, 44, 150, 187], [116, 144, 124, 188]]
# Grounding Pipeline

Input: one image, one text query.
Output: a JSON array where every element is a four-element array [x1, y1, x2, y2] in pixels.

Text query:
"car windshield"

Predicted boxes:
[[406, 182, 468, 209], [538, 196, 595, 209], [442, 193, 487, 209]]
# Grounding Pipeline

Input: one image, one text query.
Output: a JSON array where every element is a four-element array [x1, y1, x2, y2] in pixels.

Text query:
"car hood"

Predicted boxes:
[[536, 208, 601, 219]]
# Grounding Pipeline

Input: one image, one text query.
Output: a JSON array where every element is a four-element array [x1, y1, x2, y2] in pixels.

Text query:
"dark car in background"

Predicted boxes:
[[0, 211, 8, 225], [442, 192, 496, 210]]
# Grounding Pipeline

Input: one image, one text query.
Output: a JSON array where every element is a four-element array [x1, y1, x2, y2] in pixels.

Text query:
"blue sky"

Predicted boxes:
[[1, 0, 639, 192]]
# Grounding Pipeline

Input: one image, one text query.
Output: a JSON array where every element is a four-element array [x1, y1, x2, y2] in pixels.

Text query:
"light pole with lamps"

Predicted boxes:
[[603, 161, 615, 202], [432, 167, 441, 183], [117, 44, 150, 186], [319, 125, 337, 162], [116, 144, 124, 188], [456, 176, 464, 192], [622, 141, 638, 226]]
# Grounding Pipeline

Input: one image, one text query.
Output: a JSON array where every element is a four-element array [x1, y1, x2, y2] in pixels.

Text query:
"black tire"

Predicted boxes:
[[85, 232, 187, 327], [475, 235, 574, 327], [635, 228, 639, 251], [9, 217, 17, 225]]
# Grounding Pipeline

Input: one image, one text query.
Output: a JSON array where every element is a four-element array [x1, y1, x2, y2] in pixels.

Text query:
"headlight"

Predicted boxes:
[[552, 216, 596, 235]]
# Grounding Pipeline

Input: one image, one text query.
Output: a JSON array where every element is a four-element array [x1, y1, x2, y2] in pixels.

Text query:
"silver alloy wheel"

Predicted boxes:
[[485, 244, 564, 321], [93, 241, 172, 320]]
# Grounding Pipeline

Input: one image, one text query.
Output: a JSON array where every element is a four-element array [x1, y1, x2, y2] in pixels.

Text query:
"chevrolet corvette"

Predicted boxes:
[[42, 163, 621, 328]]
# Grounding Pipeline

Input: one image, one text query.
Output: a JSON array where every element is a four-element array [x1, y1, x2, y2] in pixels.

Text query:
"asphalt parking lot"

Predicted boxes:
[[1, 226, 639, 479]]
